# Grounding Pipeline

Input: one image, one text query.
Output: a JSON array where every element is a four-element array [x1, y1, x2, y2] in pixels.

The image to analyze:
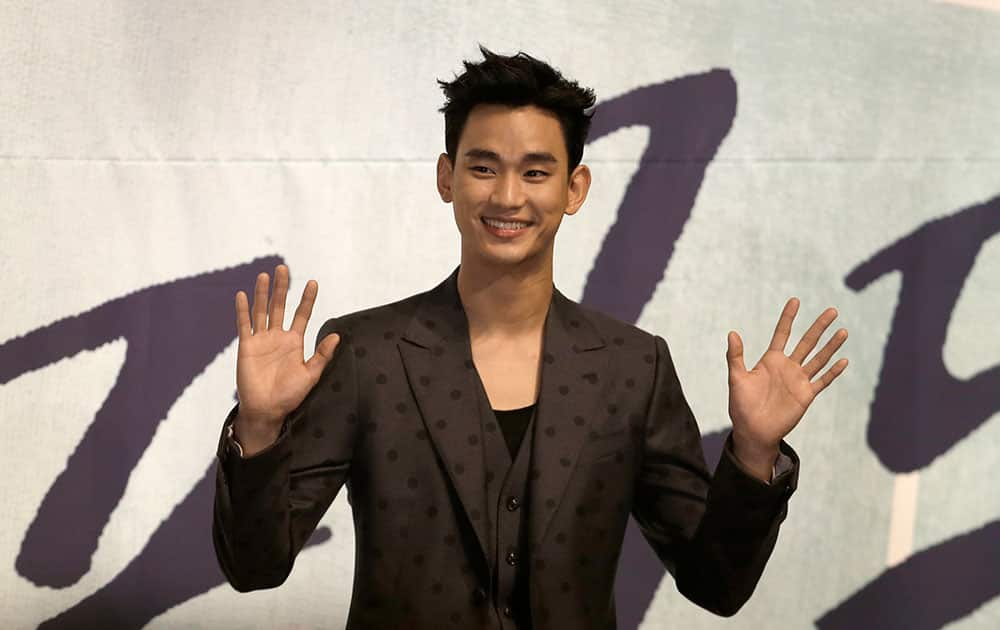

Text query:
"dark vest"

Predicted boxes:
[[474, 373, 537, 629]]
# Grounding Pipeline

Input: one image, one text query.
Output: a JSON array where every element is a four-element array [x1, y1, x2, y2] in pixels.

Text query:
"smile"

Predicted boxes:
[[482, 217, 532, 230], [481, 216, 533, 238]]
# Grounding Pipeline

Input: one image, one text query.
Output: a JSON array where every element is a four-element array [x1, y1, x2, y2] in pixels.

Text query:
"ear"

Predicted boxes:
[[564, 163, 592, 217], [436, 153, 454, 202]]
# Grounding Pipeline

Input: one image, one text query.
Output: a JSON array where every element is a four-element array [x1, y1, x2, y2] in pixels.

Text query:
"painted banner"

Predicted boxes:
[[1, 1, 997, 628]]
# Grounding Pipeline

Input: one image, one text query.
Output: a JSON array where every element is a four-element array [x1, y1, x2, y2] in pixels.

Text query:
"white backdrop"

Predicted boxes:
[[1, 1, 998, 628]]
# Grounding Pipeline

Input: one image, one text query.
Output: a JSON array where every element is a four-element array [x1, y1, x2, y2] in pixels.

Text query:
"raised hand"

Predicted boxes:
[[725, 298, 849, 477], [233, 264, 341, 454]]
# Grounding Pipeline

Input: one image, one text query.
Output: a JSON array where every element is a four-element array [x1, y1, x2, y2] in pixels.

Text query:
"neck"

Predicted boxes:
[[456, 254, 553, 341]]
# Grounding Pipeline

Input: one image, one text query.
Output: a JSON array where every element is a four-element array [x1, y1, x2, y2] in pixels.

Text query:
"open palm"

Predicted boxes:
[[235, 265, 341, 427], [726, 298, 849, 450]]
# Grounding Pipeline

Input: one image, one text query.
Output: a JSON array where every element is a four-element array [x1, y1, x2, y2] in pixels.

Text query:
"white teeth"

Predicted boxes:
[[483, 218, 531, 230]]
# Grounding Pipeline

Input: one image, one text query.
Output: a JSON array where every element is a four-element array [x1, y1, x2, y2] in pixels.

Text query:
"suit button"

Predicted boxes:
[[472, 587, 487, 605], [506, 496, 521, 511], [503, 605, 514, 617], [506, 551, 518, 566]]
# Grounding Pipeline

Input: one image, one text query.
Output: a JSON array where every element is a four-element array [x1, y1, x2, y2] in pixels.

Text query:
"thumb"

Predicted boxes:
[[726, 330, 746, 375], [306, 332, 341, 379]]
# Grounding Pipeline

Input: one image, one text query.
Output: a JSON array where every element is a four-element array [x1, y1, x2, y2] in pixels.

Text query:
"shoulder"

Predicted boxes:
[[566, 302, 672, 412], [313, 287, 425, 351], [571, 299, 660, 353]]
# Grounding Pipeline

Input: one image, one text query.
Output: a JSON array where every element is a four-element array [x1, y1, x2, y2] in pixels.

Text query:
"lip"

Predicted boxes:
[[480, 216, 534, 238]]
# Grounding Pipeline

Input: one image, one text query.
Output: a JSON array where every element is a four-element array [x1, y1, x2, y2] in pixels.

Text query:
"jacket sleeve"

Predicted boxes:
[[630, 334, 800, 617], [212, 317, 361, 591]]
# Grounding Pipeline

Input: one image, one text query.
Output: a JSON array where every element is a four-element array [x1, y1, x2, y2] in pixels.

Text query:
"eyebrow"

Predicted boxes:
[[463, 148, 559, 164]]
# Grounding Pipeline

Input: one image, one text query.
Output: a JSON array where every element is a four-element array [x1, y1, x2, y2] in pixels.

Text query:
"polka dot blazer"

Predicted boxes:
[[213, 264, 799, 629]]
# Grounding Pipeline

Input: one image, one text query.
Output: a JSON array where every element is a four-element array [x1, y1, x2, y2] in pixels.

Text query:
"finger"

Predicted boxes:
[[790, 307, 839, 364], [726, 331, 747, 375], [235, 291, 251, 341], [269, 264, 289, 331], [811, 358, 849, 396], [291, 279, 319, 336], [252, 272, 270, 334], [306, 332, 340, 380], [768, 297, 800, 353], [803, 328, 848, 378]]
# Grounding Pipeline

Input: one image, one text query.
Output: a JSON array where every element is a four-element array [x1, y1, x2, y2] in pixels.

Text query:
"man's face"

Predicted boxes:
[[436, 103, 591, 268]]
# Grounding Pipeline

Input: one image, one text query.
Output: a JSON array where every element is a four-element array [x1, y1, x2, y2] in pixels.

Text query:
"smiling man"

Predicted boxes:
[[437, 96, 592, 423], [213, 45, 849, 629]]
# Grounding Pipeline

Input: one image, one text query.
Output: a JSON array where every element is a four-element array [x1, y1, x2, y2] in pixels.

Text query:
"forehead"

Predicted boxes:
[[458, 104, 566, 162]]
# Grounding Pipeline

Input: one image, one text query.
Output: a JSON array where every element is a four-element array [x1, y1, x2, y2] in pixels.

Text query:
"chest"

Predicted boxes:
[[470, 336, 541, 410]]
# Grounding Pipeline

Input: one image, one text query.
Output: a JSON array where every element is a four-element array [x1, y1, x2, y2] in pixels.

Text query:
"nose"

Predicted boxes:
[[489, 172, 526, 209]]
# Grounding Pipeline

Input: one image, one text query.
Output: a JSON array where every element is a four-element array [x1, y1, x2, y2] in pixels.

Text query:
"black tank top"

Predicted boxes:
[[491, 402, 537, 457]]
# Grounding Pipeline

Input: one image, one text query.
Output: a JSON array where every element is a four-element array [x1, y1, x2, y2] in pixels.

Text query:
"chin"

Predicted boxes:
[[485, 244, 545, 267]]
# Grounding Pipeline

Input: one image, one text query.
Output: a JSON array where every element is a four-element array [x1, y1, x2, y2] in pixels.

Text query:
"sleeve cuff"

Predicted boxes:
[[216, 403, 294, 472], [217, 403, 296, 499], [723, 434, 796, 486], [714, 432, 800, 507], [225, 423, 245, 458], [772, 451, 794, 482]]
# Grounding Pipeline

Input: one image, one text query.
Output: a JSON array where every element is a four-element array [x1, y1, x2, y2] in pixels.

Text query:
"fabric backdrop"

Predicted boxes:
[[1, 1, 997, 628]]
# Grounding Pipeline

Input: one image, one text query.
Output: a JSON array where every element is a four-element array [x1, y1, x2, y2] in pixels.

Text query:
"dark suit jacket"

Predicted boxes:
[[213, 264, 799, 629]]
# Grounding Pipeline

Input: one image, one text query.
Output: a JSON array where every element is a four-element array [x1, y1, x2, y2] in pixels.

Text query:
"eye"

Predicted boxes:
[[526, 170, 548, 178], [470, 165, 492, 174]]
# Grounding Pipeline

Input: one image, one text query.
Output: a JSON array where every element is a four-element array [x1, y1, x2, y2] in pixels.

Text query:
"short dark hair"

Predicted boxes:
[[437, 44, 597, 175]]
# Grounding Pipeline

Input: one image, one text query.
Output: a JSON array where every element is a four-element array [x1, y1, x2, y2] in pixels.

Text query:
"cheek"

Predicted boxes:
[[451, 181, 488, 211], [537, 215, 565, 240], [535, 185, 568, 209], [537, 192, 568, 223], [449, 182, 476, 209], [451, 198, 485, 240]]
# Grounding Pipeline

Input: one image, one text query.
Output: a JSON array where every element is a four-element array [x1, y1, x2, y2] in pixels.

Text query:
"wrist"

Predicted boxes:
[[731, 431, 780, 482], [233, 411, 283, 455]]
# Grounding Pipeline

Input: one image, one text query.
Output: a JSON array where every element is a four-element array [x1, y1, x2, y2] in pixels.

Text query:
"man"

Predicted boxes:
[[212, 45, 849, 629]]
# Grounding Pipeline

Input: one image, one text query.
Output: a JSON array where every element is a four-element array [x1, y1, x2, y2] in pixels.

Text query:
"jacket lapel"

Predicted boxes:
[[528, 282, 608, 550], [397, 264, 609, 561], [397, 266, 491, 561]]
